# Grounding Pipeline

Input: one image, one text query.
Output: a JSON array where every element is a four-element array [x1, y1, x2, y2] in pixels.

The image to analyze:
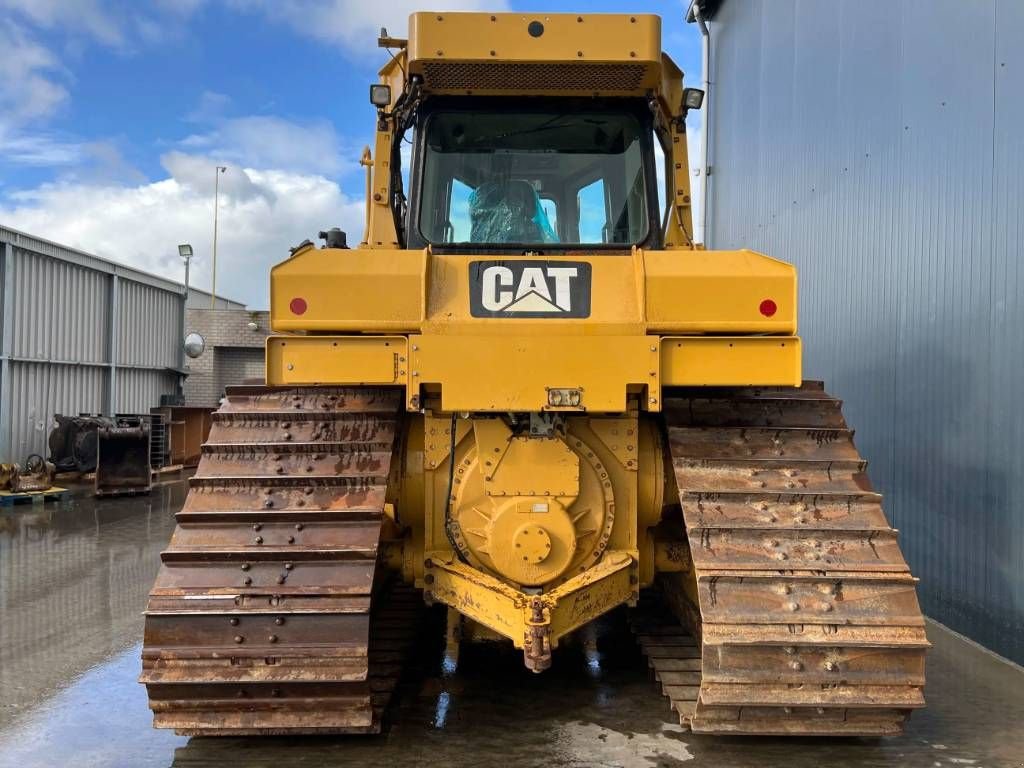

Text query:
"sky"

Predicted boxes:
[[0, 0, 703, 309]]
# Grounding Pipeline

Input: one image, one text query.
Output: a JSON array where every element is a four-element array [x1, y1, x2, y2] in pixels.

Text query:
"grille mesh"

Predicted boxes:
[[421, 62, 648, 93]]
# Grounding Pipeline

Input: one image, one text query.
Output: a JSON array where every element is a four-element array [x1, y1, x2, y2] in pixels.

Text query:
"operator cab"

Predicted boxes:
[[405, 98, 662, 253]]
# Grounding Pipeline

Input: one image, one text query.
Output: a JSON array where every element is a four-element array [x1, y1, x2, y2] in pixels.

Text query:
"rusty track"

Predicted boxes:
[[649, 381, 928, 736], [141, 386, 418, 735]]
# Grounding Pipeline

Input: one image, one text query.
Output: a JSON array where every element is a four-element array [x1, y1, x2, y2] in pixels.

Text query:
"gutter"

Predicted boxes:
[[686, 1, 712, 246]]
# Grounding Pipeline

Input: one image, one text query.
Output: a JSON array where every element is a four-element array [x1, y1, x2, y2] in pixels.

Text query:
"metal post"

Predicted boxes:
[[211, 165, 226, 309], [691, 1, 712, 246], [178, 258, 189, 397], [107, 274, 120, 416], [0, 242, 14, 462]]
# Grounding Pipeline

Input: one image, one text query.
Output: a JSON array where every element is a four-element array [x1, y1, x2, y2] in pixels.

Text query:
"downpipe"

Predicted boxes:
[[691, 1, 711, 246]]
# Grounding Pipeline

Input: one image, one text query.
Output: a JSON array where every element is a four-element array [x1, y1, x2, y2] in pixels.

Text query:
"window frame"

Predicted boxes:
[[405, 96, 663, 254]]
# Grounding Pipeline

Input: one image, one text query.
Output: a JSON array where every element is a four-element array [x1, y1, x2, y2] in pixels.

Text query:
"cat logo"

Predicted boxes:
[[469, 260, 592, 318]]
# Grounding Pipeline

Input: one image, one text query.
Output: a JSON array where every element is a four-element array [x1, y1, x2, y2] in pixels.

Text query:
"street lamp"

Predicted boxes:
[[178, 243, 193, 297], [211, 165, 227, 309], [177, 243, 194, 397]]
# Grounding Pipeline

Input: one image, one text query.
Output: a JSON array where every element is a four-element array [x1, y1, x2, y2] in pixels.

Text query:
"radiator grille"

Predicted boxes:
[[421, 62, 649, 93]]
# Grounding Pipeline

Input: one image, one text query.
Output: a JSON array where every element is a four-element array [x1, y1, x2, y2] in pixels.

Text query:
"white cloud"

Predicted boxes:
[[0, 0, 208, 49], [186, 90, 233, 123], [0, 166, 365, 309], [0, 20, 69, 122], [179, 115, 351, 177], [0, 129, 82, 167], [0, 0, 124, 46], [231, 0, 509, 54]]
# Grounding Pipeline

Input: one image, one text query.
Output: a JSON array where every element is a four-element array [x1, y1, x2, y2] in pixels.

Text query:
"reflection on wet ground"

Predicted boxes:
[[0, 480, 1022, 768]]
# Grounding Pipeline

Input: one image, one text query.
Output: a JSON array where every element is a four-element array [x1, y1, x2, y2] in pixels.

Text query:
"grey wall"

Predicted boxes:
[[705, 0, 1023, 662], [183, 309, 270, 407], [186, 287, 246, 311], [0, 227, 184, 462]]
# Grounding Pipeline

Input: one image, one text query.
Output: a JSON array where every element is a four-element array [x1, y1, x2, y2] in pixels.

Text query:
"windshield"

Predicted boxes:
[[418, 110, 650, 247]]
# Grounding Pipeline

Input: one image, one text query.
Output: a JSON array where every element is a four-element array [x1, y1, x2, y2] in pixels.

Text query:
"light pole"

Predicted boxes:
[[211, 165, 227, 309], [177, 243, 194, 395]]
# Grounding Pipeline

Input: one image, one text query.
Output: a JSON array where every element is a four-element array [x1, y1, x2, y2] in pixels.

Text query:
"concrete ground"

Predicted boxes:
[[0, 481, 1021, 768]]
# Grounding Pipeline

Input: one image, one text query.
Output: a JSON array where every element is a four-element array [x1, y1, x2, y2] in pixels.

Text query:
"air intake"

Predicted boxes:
[[421, 61, 650, 95]]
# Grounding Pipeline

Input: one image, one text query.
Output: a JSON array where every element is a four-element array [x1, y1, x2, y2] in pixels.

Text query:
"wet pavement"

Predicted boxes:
[[0, 481, 1022, 768]]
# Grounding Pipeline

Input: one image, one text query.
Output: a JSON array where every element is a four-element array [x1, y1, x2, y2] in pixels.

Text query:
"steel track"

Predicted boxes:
[[140, 386, 418, 735], [640, 381, 928, 736]]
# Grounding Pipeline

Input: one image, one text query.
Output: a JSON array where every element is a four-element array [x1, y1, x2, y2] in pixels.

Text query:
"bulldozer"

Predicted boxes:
[[141, 12, 927, 737]]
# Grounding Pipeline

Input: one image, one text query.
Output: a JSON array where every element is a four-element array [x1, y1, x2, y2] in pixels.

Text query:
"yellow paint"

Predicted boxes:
[[258, 10, 810, 667], [407, 13, 662, 96], [428, 552, 635, 654], [272, 249, 795, 336], [407, 333, 658, 413], [661, 336, 802, 387], [266, 336, 405, 385]]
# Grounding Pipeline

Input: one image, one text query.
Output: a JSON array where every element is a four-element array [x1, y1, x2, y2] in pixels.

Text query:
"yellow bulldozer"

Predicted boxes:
[[141, 12, 927, 737]]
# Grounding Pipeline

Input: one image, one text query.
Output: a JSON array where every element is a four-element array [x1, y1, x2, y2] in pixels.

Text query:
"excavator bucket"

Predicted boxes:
[[95, 425, 152, 497]]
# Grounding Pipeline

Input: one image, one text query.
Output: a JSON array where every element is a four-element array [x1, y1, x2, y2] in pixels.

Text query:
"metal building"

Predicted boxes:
[[693, 0, 1022, 662], [0, 226, 185, 463]]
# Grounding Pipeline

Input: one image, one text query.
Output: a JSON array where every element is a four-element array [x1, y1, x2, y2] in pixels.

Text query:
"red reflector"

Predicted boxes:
[[289, 297, 308, 315], [759, 299, 778, 317]]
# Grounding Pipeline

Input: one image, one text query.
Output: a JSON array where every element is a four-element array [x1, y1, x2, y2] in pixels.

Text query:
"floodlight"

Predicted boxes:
[[370, 84, 392, 108]]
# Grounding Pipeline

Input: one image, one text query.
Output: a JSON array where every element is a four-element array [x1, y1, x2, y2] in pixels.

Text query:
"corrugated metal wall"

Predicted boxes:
[[0, 227, 184, 461], [706, 0, 1023, 662]]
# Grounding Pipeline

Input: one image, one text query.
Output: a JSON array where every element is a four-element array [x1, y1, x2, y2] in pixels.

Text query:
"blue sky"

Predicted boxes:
[[0, 1, 702, 308]]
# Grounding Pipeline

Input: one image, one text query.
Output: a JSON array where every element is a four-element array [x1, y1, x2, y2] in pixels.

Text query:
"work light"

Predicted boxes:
[[682, 87, 705, 111], [369, 84, 392, 108]]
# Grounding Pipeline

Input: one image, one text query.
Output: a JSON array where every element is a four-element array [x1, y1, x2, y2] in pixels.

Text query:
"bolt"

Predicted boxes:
[[284, 563, 293, 570], [824, 661, 838, 672], [241, 563, 251, 571], [255, 536, 263, 544], [234, 635, 244, 644], [789, 660, 803, 671], [268, 635, 278, 643], [295, 523, 304, 531], [786, 601, 799, 612], [243, 577, 252, 586], [277, 576, 286, 585], [287, 535, 295, 544], [275, 617, 285, 626], [230, 617, 239, 626]]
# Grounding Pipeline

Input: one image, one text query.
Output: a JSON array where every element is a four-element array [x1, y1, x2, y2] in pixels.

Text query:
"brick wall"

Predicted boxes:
[[184, 309, 270, 406]]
